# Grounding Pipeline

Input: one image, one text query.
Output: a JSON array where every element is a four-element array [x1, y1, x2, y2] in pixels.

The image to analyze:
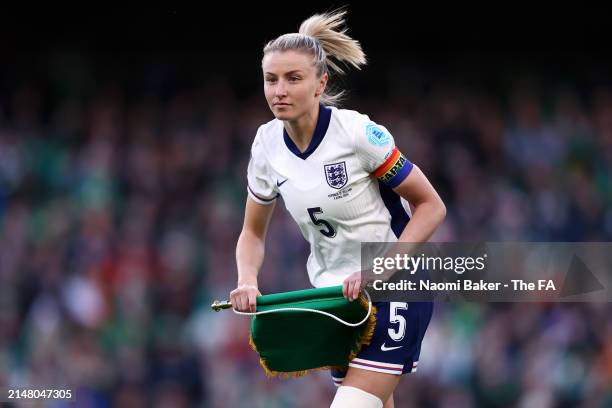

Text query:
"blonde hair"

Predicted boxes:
[[263, 9, 367, 106]]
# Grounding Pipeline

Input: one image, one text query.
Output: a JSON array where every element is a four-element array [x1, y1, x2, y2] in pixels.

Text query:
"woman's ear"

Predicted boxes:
[[316, 72, 328, 97]]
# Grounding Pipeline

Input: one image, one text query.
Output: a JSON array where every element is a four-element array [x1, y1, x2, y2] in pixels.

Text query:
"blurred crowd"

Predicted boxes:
[[0, 54, 611, 407]]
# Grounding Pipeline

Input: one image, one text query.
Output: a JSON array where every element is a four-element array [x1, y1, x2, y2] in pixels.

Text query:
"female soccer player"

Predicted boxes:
[[230, 9, 446, 408]]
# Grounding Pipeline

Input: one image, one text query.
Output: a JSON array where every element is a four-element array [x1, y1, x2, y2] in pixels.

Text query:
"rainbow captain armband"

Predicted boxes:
[[373, 147, 413, 188]]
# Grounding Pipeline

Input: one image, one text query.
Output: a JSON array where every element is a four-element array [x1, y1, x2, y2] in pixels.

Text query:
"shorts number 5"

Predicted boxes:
[[388, 302, 408, 341]]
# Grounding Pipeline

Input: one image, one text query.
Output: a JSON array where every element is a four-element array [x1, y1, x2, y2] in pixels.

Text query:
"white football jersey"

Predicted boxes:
[[247, 104, 414, 288]]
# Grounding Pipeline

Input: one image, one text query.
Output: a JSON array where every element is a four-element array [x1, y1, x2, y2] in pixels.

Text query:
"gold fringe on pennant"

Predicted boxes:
[[248, 293, 378, 378], [348, 294, 378, 361]]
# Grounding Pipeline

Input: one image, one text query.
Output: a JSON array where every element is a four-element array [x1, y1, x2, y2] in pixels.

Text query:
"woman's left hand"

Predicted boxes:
[[342, 271, 362, 301]]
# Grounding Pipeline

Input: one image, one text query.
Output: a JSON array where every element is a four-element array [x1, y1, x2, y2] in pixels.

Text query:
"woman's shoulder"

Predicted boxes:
[[330, 106, 373, 137], [331, 106, 370, 122], [253, 117, 283, 143]]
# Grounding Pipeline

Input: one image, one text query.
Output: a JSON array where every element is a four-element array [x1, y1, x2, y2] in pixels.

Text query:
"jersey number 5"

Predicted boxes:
[[388, 302, 408, 341], [307, 207, 336, 238]]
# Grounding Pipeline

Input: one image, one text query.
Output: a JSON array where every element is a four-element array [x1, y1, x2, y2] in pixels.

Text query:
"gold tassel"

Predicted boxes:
[[248, 293, 378, 378], [249, 335, 331, 378], [346, 294, 377, 362]]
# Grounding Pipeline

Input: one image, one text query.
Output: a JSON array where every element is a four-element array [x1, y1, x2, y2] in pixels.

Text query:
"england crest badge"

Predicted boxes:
[[324, 162, 348, 189]]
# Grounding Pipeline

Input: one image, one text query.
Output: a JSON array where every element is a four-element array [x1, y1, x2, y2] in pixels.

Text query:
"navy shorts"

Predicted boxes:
[[331, 301, 433, 385]]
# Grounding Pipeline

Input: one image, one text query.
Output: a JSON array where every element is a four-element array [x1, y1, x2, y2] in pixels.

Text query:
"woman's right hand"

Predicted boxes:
[[230, 282, 261, 312]]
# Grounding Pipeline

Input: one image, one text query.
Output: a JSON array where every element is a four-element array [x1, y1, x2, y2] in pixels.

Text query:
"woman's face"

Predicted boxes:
[[262, 50, 327, 121]]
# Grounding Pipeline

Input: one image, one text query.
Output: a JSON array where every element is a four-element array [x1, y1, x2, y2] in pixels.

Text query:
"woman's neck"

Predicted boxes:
[[284, 104, 320, 153]]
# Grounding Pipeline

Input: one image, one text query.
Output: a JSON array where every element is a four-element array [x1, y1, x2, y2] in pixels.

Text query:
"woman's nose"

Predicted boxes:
[[275, 80, 287, 96]]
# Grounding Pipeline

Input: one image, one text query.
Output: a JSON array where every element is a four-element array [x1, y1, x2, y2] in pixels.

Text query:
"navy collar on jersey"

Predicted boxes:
[[283, 104, 332, 160]]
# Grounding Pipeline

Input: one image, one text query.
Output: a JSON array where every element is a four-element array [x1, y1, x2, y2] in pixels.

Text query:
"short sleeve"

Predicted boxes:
[[355, 119, 414, 189], [246, 133, 279, 205]]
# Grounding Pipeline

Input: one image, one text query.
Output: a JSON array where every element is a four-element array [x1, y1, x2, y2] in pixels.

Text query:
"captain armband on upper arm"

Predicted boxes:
[[353, 118, 414, 188], [372, 147, 414, 188]]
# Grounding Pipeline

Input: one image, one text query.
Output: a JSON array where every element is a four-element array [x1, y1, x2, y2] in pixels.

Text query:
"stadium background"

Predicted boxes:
[[1, 6, 611, 407]]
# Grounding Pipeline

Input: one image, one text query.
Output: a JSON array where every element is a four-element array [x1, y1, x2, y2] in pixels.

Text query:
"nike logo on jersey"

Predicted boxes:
[[380, 343, 403, 352], [277, 178, 288, 187]]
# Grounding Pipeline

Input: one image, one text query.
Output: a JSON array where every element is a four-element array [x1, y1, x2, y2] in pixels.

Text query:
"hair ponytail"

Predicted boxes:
[[263, 9, 366, 106]]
